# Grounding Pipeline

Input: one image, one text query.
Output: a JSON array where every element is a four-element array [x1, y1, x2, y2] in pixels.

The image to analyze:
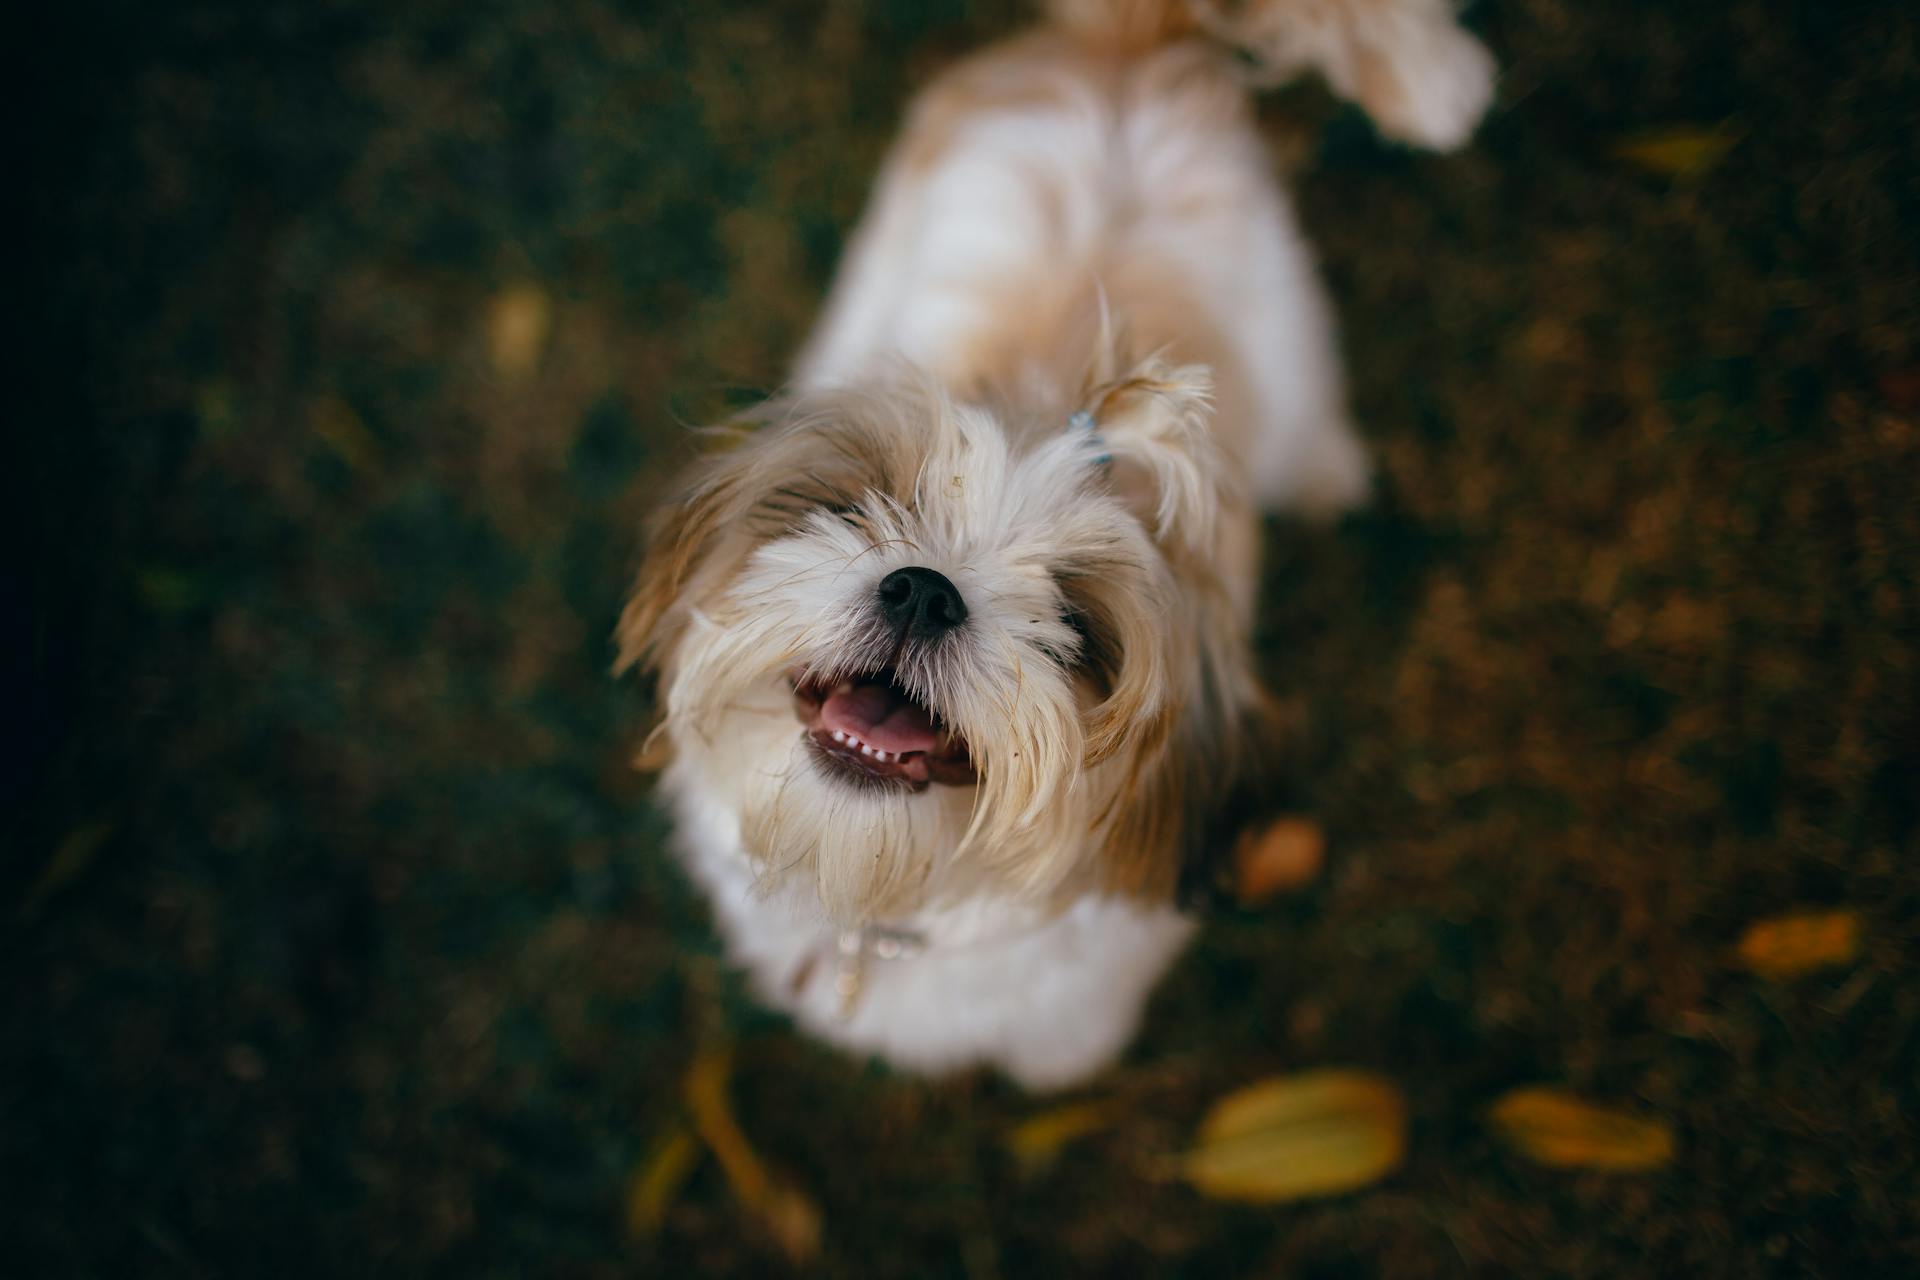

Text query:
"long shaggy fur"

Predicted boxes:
[[620, 0, 1492, 1089]]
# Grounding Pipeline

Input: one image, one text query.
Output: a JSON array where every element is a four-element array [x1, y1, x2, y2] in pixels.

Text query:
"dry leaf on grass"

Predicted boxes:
[[310, 394, 380, 474], [1487, 1087, 1675, 1171], [20, 822, 115, 918], [1005, 1098, 1122, 1172], [624, 1120, 700, 1239], [135, 567, 205, 616], [1734, 909, 1861, 979], [1179, 1070, 1406, 1203], [487, 284, 553, 379], [683, 1046, 822, 1264], [1233, 816, 1325, 903], [1611, 124, 1742, 178]]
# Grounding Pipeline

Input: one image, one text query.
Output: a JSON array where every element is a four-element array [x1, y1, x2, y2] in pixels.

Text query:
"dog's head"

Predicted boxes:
[[619, 357, 1269, 920]]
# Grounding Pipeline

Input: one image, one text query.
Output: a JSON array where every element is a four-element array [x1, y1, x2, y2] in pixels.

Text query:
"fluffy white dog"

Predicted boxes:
[[620, 0, 1492, 1089]]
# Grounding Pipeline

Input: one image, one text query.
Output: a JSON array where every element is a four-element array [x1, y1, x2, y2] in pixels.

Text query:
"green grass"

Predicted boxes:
[[9, 0, 1918, 1274]]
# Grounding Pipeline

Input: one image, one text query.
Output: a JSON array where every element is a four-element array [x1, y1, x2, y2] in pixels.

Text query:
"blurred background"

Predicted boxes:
[[8, 0, 1917, 1274]]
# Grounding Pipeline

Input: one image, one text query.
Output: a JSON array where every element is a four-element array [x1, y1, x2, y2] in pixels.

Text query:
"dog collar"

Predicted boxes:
[[832, 924, 927, 1018], [1068, 409, 1112, 466]]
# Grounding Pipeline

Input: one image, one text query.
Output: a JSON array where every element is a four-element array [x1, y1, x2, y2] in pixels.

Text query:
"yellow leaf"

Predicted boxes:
[[1180, 1070, 1406, 1203], [683, 1046, 822, 1263], [1233, 817, 1325, 903], [1005, 1099, 1122, 1170], [488, 284, 553, 379], [1611, 125, 1741, 178], [1734, 909, 1861, 979], [624, 1121, 700, 1239], [1487, 1088, 1675, 1171]]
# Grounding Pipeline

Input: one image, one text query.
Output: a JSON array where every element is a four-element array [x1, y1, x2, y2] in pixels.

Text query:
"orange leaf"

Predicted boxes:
[[1734, 909, 1861, 979], [1234, 817, 1325, 903], [1487, 1088, 1675, 1171]]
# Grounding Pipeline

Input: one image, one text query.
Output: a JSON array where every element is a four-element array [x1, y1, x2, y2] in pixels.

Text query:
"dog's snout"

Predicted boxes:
[[877, 566, 968, 641]]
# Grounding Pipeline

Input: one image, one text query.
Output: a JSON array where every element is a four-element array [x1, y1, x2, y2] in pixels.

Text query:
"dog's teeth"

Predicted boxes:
[[831, 730, 846, 743], [875, 750, 892, 762]]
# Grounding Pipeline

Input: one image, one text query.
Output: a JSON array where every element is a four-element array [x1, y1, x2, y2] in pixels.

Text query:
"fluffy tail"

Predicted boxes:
[[1045, 0, 1496, 151]]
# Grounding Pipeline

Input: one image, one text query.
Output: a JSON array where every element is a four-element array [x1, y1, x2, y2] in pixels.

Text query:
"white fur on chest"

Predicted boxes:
[[666, 758, 1195, 1091]]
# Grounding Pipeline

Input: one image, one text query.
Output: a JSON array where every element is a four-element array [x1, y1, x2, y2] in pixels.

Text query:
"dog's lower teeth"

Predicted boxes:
[[831, 730, 846, 743]]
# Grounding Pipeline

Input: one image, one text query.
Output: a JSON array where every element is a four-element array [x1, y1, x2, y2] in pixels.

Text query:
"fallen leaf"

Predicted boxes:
[[488, 284, 553, 379], [1734, 909, 1861, 979], [1234, 816, 1325, 902], [1180, 1070, 1406, 1203], [1005, 1098, 1122, 1171], [19, 822, 115, 917], [624, 1120, 700, 1239], [1877, 366, 1920, 413], [310, 394, 380, 473], [683, 1046, 822, 1263], [1486, 1087, 1675, 1171], [135, 567, 205, 615], [194, 379, 239, 441], [1611, 124, 1741, 178]]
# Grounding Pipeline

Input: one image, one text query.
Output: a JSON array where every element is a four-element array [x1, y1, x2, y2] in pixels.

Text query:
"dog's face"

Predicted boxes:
[[620, 362, 1266, 920]]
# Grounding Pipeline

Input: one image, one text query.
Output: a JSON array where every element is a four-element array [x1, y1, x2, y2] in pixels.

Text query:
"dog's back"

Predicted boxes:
[[798, 0, 1494, 520]]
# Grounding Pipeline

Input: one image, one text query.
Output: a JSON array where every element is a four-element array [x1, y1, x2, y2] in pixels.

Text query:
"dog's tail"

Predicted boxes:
[[1043, 0, 1495, 151]]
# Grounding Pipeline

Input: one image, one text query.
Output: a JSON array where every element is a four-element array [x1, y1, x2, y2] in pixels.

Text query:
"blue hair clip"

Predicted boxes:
[[1068, 410, 1111, 467]]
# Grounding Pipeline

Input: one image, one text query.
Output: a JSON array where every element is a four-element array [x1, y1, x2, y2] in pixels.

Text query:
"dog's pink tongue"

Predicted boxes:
[[820, 681, 940, 754]]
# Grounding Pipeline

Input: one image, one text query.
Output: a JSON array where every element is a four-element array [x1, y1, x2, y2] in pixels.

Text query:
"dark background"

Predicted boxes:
[[9, 0, 1918, 1274]]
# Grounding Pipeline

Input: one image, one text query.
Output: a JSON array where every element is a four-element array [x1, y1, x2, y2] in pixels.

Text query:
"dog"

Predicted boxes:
[[619, 0, 1493, 1090]]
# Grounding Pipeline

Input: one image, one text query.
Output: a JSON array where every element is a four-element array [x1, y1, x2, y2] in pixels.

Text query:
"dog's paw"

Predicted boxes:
[[1252, 417, 1371, 519], [1360, 19, 1497, 152], [1201, 0, 1497, 152]]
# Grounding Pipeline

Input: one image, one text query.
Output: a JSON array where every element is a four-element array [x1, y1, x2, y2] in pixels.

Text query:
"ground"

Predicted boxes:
[[8, 0, 1918, 1274]]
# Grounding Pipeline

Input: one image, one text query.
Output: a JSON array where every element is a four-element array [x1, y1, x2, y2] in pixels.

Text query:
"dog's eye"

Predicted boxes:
[[755, 486, 865, 533], [1063, 607, 1096, 656], [1059, 605, 1120, 689]]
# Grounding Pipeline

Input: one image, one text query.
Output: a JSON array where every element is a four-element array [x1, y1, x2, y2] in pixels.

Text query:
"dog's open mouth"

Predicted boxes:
[[789, 668, 975, 789]]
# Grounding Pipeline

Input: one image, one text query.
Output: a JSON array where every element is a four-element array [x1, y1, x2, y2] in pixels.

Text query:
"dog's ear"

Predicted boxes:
[[1066, 354, 1275, 902], [1082, 356, 1231, 554], [616, 382, 939, 680], [613, 445, 749, 680], [1093, 663, 1283, 904]]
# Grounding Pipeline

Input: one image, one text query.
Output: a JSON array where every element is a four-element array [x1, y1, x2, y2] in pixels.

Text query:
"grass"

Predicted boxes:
[[8, 0, 1918, 1274]]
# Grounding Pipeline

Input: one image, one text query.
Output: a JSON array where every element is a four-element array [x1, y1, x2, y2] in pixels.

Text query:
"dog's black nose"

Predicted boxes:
[[877, 566, 968, 641]]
